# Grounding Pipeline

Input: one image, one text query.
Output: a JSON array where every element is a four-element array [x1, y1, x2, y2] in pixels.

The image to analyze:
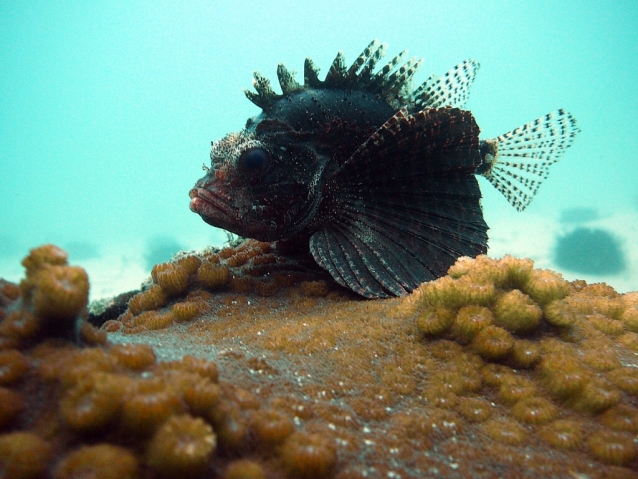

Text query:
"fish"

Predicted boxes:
[[189, 40, 580, 298]]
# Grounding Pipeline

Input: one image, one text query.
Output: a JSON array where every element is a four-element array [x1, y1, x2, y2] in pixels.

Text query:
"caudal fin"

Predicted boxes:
[[481, 109, 580, 211]]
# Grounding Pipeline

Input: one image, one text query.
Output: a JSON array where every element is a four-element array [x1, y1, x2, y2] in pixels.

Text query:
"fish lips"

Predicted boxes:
[[189, 186, 238, 231]]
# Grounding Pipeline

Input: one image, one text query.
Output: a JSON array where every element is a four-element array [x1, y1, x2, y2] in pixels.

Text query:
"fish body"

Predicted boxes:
[[190, 40, 579, 298]]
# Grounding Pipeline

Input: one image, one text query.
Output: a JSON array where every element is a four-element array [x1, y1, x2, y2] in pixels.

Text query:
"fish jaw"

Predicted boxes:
[[189, 174, 282, 241], [189, 185, 237, 231]]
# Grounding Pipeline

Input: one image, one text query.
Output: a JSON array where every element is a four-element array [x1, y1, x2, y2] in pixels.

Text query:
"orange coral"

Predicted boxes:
[[0, 349, 30, 386], [471, 325, 514, 360], [0, 387, 24, 430], [127, 285, 167, 315], [281, 432, 337, 479], [250, 409, 295, 447], [450, 305, 493, 343], [146, 414, 216, 478], [455, 397, 493, 423], [521, 268, 570, 306], [481, 418, 528, 445], [177, 255, 202, 275], [0, 432, 51, 479], [493, 289, 542, 333], [539, 419, 582, 450], [224, 460, 266, 479], [416, 307, 455, 336], [121, 377, 185, 436], [0, 311, 39, 344], [31, 265, 89, 322], [196, 262, 230, 290], [2, 246, 638, 478], [152, 263, 190, 296], [587, 430, 637, 466], [109, 343, 156, 370], [21, 244, 68, 275], [511, 396, 558, 424], [60, 372, 128, 434], [171, 301, 201, 322], [54, 444, 139, 479]]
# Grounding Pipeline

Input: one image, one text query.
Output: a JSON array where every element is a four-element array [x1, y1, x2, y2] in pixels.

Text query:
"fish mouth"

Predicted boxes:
[[189, 187, 237, 228]]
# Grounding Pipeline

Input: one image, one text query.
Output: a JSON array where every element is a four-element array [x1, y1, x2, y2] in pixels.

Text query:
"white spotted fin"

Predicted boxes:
[[478, 109, 580, 211]]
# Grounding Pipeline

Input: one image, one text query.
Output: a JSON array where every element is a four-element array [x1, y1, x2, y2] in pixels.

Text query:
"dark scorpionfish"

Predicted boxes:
[[189, 40, 580, 298]]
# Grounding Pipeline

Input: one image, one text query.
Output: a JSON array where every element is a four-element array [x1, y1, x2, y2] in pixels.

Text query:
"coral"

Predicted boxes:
[[54, 444, 139, 479], [2, 246, 638, 478], [481, 418, 527, 445], [497, 374, 537, 405], [493, 289, 542, 333], [510, 340, 540, 368], [177, 255, 203, 276], [20, 244, 68, 274], [522, 268, 571, 306], [109, 343, 156, 370], [281, 432, 337, 479], [146, 414, 216, 478], [455, 397, 493, 423], [224, 460, 266, 479], [450, 305, 493, 343], [0, 349, 30, 386], [60, 372, 127, 434], [196, 262, 230, 290], [416, 307, 455, 336], [586, 430, 637, 466], [300, 280, 330, 297], [121, 377, 185, 436], [0, 311, 40, 344], [152, 262, 190, 297], [30, 265, 89, 322], [511, 396, 558, 424], [127, 285, 167, 316], [183, 377, 221, 418], [0, 387, 24, 430], [608, 367, 638, 395], [539, 419, 582, 450], [78, 321, 107, 345], [171, 301, 201, 322], [622, 304, 638, 332], [0, 432, 51, 479], [471, 325, 514, 360], [599, 404, 638, 433], [250, 409, 295, 447]]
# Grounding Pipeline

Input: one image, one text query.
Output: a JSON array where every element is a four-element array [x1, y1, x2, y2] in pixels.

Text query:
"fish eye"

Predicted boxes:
[[238, 147, 270, 176]]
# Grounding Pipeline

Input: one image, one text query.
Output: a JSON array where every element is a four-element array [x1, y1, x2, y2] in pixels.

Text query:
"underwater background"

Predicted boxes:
[[1, 0, 637, 300]]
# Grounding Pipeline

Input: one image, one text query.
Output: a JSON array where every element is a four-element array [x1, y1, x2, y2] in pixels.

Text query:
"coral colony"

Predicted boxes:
[[1, 242, 638, 478]]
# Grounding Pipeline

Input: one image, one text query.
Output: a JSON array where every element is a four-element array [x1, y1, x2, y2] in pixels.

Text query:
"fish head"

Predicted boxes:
[[189, 117, 329, 242]]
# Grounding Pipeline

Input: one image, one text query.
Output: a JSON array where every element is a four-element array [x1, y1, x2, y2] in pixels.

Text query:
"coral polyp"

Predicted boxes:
[[0, 432, 51, 479], [54, 444, 139, 479], [281, 432, 337, 479], [146, 414, 217, 478]]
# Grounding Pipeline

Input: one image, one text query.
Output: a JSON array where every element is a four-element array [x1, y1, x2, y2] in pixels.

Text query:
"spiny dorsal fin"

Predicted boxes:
[[413, 59, 480, 109], [243, 40, 480, 112], [276, 64, 302, 95], [482, 109, 580, 211]]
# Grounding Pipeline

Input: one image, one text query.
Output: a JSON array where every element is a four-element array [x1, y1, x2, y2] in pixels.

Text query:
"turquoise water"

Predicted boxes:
[[1, 1, 637, 295]]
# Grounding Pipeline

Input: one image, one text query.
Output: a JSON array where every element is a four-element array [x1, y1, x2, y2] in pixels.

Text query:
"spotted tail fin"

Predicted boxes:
[[480, 109, 580, 211]]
